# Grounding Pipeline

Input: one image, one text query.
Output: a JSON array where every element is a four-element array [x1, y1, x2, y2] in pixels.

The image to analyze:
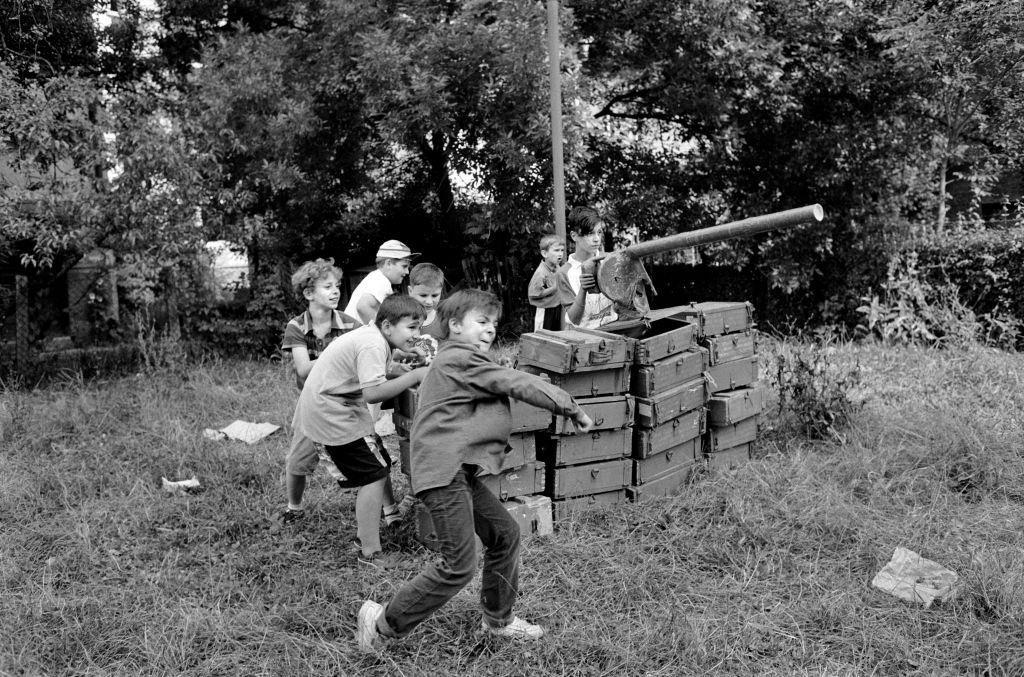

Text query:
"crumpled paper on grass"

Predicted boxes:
[[871, 546, 959, 607], [161, 476, 201, 494], [203, 420, 281, 445]]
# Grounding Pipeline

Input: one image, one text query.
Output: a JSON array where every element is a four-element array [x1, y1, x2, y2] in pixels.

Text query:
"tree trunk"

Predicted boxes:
[[421, 130, 455, 215], [936, 153, 948, 236]]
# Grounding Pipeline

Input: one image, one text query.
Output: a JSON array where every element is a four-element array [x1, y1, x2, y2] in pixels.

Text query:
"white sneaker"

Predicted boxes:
[[356, 600, 385, 653], [481, 616, 545, 640]]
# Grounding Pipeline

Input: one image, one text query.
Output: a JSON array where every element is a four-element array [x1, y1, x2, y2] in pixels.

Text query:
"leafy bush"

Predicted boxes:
[[856, 251, 981, 346], [914, 229, 1024, 350], [767, 336, 865, 443]]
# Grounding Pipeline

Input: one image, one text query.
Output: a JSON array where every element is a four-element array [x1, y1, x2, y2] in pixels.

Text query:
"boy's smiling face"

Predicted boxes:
[[381, 315, 422, 352], [542, 243, 565, 267], [304, 275, 341, 310], [409, 284, 443, 312], [448, 307, 498, 352]]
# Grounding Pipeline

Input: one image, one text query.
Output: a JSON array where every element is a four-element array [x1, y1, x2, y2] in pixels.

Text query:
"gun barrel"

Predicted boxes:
[[622, 204, 824, 259]]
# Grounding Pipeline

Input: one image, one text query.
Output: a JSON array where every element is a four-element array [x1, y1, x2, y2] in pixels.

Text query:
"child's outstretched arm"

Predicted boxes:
[[363, 367, 427, 404], [462, 352, 584, 419]]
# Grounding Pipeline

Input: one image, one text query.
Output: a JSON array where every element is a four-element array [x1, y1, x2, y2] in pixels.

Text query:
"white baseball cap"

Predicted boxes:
[[375, 239, 420, 259]]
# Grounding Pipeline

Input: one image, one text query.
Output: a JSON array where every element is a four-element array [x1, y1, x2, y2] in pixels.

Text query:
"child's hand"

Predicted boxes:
[[572, 410, 595, 433], [388, 362, 413, 377], [411, 366, 429, 383], [580, 272, 598, 292]]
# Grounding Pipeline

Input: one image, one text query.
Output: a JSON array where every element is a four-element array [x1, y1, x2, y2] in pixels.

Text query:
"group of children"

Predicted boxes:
[[279, 211, 611, 653]]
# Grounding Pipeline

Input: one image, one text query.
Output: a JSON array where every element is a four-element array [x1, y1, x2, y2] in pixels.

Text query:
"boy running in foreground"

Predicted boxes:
[[357, 289, 594, 651]]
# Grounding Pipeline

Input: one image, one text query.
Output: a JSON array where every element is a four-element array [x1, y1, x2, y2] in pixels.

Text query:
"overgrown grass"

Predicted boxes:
[[2, 341, 1023, 676]]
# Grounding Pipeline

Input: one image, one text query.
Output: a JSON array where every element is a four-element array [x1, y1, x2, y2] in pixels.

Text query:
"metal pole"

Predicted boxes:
[[547, 0, 566, 241]]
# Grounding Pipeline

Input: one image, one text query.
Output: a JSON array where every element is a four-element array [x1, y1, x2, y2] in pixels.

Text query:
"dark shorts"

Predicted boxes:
[[324, 435, 392, 488], [542, 306, 562, 331]]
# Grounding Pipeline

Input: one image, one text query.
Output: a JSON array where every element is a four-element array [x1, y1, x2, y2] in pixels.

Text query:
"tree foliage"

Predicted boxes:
[[3, 0, 1022, 342]]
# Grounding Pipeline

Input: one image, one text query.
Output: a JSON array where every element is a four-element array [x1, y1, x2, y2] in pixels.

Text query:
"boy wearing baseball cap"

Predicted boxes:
[[344, 240, 419, 325]]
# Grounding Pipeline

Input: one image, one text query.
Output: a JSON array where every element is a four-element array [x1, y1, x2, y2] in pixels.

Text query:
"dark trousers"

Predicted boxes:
[[382, 465, 521, 636]]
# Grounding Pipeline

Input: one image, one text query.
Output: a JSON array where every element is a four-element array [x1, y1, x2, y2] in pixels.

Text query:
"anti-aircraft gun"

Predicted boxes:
[[583, 204, 825, 322]]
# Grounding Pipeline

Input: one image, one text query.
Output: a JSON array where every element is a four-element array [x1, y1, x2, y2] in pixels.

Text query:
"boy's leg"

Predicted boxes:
[[467, 473, 521, 628], [282, 429, 319, 520], [325, 435, 394, 555], [355, 478, 386, 555], [378, 466, 479, 637]]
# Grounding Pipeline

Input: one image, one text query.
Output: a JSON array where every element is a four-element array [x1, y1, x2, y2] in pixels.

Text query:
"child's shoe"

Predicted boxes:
[[481, 617, 545, 640], [383, 504, 402, 526], [278, 508, 306, 525], [396, 494, 417, 516], [356, 600, 387, 653], [357, 550, 403, 570]]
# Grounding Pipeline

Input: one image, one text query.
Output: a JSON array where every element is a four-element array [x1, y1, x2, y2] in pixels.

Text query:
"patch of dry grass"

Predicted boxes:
[[2, 341, 1023, 676]]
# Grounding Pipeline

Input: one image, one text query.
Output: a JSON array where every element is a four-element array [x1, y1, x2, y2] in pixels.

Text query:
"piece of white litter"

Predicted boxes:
[[871, 546, 959, 607], [202, 428, 227, 441], [374, 410, 397, 437], [217, 420, 281, 444], [161, 476, 201, 494]]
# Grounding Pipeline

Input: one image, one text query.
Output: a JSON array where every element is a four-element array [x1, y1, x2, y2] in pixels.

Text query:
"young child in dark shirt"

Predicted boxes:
[[356, 289, 594, 652], [527, 234, 565, 331]]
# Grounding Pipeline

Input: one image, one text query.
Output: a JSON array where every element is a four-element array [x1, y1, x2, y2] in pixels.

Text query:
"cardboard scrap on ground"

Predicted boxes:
[[161, 476, 201, 494], [204, 420, 281, 445], [871, 546, 959, 607]]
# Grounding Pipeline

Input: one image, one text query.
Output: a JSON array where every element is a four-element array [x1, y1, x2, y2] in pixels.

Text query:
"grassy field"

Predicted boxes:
[[2, 340, 1023, 676]]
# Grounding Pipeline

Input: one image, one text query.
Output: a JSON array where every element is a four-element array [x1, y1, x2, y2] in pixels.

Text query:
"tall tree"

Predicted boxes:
[[878, 0, 1024, 234]]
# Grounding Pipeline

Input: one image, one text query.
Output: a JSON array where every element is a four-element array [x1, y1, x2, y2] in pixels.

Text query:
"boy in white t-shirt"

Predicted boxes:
[[291, 295, 427, 566], [555, 206, 617, 329], [344, 240, 418, 325]]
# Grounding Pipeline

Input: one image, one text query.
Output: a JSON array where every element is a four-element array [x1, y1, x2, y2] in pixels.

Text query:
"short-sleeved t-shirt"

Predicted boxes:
[[343, 269, 394, 320], [420, 311, 446, 340], [292, 324, 392, 446], [281, 309, 361, 360], [556, 256, 617, 329]]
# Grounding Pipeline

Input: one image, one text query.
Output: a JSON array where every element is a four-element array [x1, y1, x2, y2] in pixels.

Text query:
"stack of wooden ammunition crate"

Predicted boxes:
[[517, 328, 635, 520], [675, 302, 763, 471], [624, 310, 707, 501]]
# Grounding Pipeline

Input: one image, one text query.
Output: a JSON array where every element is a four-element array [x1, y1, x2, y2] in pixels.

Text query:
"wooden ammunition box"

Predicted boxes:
[[502, 432, 538, 470], [511, 399, 552, 433], [626, 461, 701, 502], [538, 428, 631, 466], [707, 384, 767, 427], [504, 495, 554, 536], [633, 437, 702, 485], [707, 415, 760, 452], [675, 301, 754, 338], [700, 330, 756, 366], [552, 489, 627, 521], [518, 363, 631, 398], [553, 394, 634, 434], [707, 443, 752, 471], [632, 348, 708, 398], [547, 458, 632, 499], [706, 355, 759, 394], [630, 315, 698, 366], [633, 407, 705, 458], [634, 376, 707, 428], [478, 461, 546, 501], [394, 411, 413, 439], [518, 328, 633, 374], [395, 387, 419, 419]]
